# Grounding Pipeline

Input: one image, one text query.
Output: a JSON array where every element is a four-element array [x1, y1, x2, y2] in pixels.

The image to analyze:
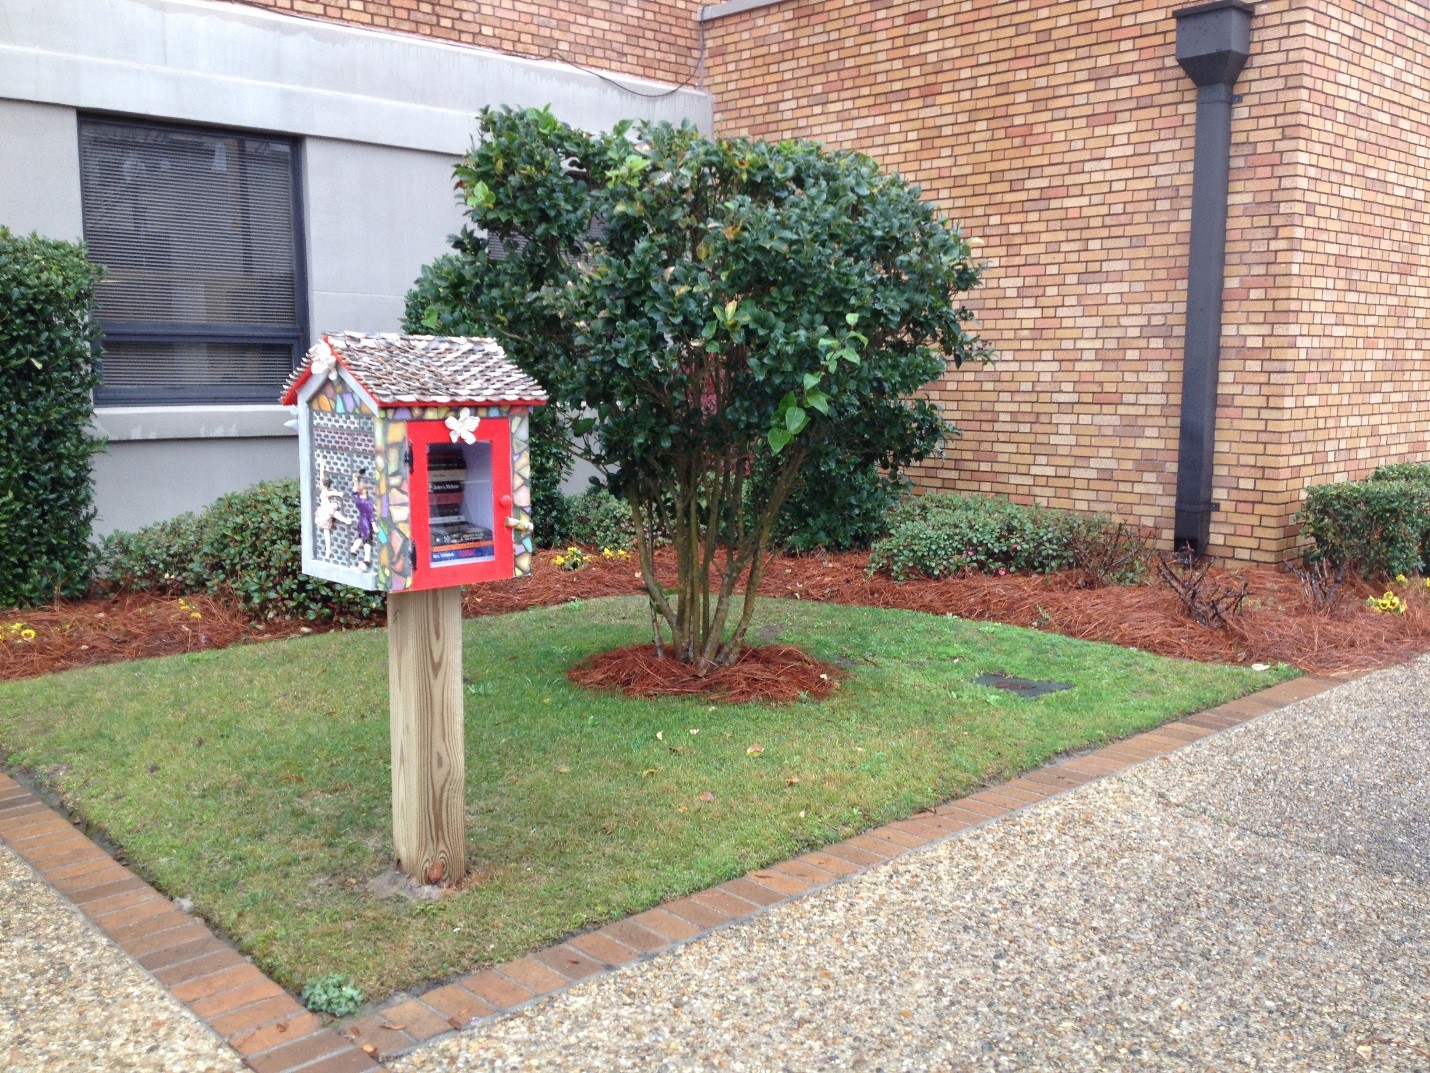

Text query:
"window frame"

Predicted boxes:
[[77, 114, 310, 408]]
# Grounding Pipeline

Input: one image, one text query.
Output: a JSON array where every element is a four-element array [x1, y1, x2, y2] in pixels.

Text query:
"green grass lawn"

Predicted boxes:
[[0, 596, 1291, 999]]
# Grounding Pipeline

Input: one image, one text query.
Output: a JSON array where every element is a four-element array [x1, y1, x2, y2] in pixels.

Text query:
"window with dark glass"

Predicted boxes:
[[78, 117, 307, 405]]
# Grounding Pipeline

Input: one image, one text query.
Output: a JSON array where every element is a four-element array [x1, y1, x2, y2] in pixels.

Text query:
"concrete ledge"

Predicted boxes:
[[699, 0, 794, 21], [92, 405, 297, 442]]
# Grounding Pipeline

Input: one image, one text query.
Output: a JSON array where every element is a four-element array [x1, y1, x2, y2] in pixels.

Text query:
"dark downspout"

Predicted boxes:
[[1172, 1, 1254, 555]]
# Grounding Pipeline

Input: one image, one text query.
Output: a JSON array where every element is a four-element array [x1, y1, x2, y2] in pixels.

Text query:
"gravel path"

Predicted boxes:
[[394, 661, 1429, 1073], [0, 843, 242, 1073]]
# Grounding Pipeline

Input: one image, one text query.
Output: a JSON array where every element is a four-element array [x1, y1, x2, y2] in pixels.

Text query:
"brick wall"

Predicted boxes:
[[705, 0, 1430, 561], [1264, 1, 1430, 503], [215, 0, 703, 86]]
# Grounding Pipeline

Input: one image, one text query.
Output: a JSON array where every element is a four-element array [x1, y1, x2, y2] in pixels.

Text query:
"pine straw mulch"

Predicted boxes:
[[569, 643, 843, 704], [4, 548, 1430, 686]]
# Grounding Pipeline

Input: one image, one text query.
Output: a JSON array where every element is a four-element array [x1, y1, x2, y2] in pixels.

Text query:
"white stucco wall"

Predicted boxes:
[[0, 100, 83, 240], [0, 0, 712, 534], [302, 138, 469, 336]]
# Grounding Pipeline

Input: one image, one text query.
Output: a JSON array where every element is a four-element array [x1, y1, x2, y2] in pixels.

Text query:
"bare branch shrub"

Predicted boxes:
[[1156, 552, 1249, 628]]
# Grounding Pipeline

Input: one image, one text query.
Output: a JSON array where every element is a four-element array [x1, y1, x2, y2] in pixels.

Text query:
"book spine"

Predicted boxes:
[[432, 547, 494, 563], [433, 540, 493, 553]]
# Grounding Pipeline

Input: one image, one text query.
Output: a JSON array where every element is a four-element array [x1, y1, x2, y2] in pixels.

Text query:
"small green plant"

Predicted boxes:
[[3, 621, 37, 643], [300, 972, 363, 1018], [564, 487, 635, 549], [552, 545, 589, 571], [1366, 590, 1406, 615]]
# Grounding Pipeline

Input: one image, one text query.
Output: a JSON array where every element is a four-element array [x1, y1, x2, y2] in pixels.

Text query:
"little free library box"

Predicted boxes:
[[283, 332, 547, 885], [281, 332, 547, 592]]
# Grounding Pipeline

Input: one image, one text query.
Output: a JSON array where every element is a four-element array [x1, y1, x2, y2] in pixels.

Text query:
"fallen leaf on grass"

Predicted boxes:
[[746, 743, 765, 756], [785, 775, 801, 786], [556, 765, 570, 773], [642, 768, 658, 778], [698, 791, 715, 802]]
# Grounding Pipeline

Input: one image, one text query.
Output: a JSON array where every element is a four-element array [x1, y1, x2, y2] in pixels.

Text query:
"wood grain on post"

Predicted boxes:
[[387, 587, 466, 885]]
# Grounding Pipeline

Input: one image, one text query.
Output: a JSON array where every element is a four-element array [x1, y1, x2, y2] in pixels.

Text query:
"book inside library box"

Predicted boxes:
[[427, 441, 496, 567]]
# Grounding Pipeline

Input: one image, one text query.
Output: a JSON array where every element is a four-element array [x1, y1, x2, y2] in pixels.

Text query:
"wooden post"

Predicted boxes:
[[387, 587, 465, 885]]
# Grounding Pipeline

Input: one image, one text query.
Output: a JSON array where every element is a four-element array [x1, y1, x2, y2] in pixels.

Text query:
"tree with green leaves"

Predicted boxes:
[[407, 107, 988, 669]]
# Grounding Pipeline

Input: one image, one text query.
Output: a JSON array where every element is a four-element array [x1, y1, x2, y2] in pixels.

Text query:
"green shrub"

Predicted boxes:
[[869, 494, 1080, 581], [300, 973, 363, 1018], [1371, 462, 1430, 486], [97, 512, 206, 594], [0, 229, 104, 608], [99, 480, 383, 623], [1298, 479, 1430, 580], [777, 452, 907, 553], [564, 487, 635, 549]]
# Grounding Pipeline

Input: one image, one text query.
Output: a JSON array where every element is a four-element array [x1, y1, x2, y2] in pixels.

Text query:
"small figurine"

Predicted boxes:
[[350, 472, 376, 568], [313, 460, 353, 558]]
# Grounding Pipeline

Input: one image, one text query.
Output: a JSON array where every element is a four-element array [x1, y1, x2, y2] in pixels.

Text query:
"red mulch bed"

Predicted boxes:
[[4, 548, 1429, 686], [569, 642, 842, 703]]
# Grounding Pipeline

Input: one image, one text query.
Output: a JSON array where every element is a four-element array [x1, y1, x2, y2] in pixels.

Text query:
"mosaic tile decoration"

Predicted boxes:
[[510, 412, 534, 577], [375, 417, 415, 593], [309, 380, 379, 578]]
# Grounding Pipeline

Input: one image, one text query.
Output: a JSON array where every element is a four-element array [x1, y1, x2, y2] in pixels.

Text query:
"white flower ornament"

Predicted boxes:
[[446, 407, 480, 444], [310, 343, 338, 382]]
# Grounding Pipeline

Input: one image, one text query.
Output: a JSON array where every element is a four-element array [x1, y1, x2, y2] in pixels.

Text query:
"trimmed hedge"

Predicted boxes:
[[869, 493, 1148, 584], [1371, 462, 1430, 486], [0, 229, 105, 608], [99, 479, 384, 623], [563, 486, 635, 549], [1298, 479, 1430, 580], [870, 494, 1078, 580]]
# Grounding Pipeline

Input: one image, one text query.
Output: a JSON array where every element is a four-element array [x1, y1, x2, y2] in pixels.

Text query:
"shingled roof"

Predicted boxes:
[[280, 332, 548, 408]]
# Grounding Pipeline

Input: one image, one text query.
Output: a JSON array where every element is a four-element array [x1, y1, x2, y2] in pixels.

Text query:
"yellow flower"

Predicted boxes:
[[19, 628, 35, 641], [1396, 574, 1408, 584]]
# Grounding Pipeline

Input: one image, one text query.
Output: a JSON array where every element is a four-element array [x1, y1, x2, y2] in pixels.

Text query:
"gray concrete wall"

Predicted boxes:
[[0, 0, 713, 535], [0, 100, 83, 240], [91, 435, 299, 537], [303, 138, 467, 335]]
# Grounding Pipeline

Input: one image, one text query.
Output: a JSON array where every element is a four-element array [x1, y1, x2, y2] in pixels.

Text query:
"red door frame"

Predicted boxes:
[[407, 417, 513, 591]]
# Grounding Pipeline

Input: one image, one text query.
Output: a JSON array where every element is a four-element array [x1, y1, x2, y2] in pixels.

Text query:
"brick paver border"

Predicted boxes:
[[0, 673, 1342, 1069]]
